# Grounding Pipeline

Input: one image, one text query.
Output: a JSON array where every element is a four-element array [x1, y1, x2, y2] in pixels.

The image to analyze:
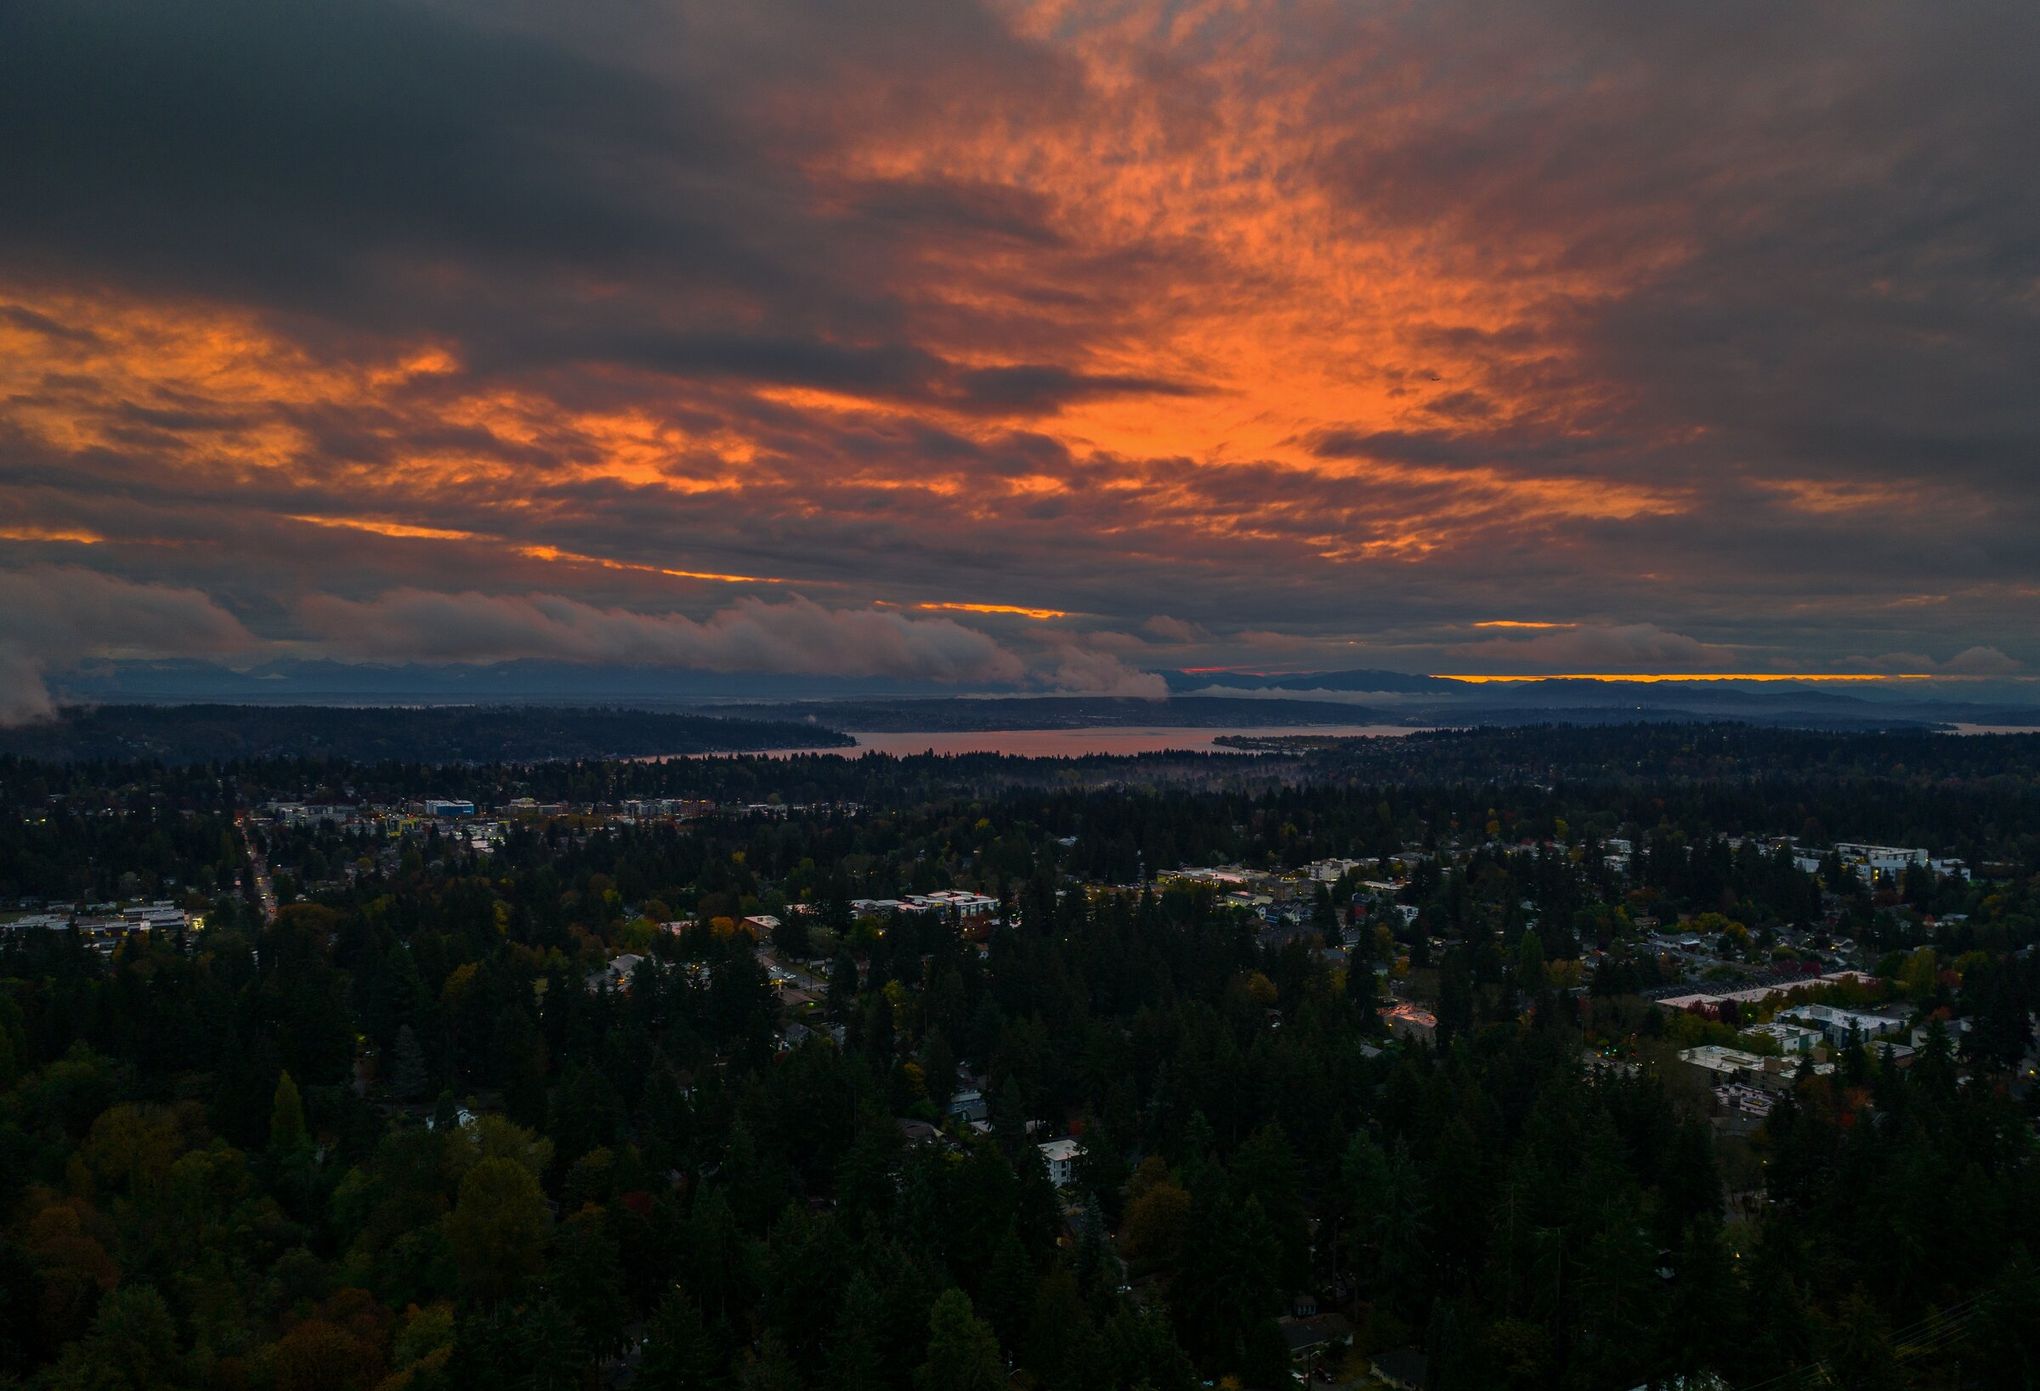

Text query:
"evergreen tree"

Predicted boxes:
[[390, 1023, 430, 1101], [268, 1069, 308, 1154], [916, 1290, 1003, 1391], [638, 1289, 723, 1391]]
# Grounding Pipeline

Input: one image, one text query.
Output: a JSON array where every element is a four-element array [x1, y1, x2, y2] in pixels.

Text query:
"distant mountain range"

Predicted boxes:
[[38, 659, 2040, 733], [0, 704, 851, 763], [708, 696, 1399, 732], [1165, 668, 2040, 730]]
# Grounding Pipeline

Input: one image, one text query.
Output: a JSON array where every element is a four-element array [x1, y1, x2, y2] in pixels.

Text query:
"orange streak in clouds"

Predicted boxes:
[[0, 525, 103, 544], [289, 515, 478, 542], [1473, 620, 1574, 629], [283, 516, 785, 587], [515, 545, 785, 587], [917, 601, 1070, 620], [1437, 673, 1938, 684]]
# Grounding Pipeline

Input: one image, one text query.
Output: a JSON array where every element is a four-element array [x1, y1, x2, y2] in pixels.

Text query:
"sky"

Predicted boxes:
[[3, 0, 2037, 719]]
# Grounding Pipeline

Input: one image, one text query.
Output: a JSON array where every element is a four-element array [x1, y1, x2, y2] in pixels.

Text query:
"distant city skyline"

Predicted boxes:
[[4, 0, 2036, 721]]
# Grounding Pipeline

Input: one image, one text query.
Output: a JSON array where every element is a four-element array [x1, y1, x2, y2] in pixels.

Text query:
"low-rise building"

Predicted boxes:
[[587, 953, 645, 994], [1779, 1002, 1907, 1046], [1038, 1137, 1084, 1188], [1743, 1020, 1824, 1056], [1381, 1001, 1437, 1044]]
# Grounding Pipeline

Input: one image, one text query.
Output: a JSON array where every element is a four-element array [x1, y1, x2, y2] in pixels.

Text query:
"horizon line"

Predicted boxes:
[[1431, 672, 1940, 684]]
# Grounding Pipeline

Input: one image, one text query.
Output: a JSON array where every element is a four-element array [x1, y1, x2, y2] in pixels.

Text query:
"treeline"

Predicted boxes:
[[0, 706, 851, 765]]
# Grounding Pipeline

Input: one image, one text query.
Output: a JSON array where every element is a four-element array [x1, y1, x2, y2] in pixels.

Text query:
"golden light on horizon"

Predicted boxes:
[[1436, 673, 1941, 684]]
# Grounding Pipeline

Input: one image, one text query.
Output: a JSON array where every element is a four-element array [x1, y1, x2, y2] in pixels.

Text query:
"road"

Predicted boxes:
[[236, 812, 279, 925], [755, 946, 826, 993]]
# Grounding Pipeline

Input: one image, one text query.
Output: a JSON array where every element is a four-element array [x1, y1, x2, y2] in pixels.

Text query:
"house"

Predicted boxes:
[[1912, 1017, 1972, 1049], [1278, 1312, 1352, 1361], [947, 1089, 990, 1125], [1381, 1001, 1438, 1044], [1373, 1347, 1429, 1390], [1038, 1137, 1083, 1188], [586, 953, 645, 994]]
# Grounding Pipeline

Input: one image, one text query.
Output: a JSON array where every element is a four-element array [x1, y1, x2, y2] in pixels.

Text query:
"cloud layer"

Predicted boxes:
[[1, 0, 2034, 703], [297, 591, 1029, 683], [0, 567, 254, 721]]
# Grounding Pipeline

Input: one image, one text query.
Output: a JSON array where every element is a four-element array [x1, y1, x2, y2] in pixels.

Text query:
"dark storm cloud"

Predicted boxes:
[[0, 0, 716, 300], [0, 0, 1107, 392]]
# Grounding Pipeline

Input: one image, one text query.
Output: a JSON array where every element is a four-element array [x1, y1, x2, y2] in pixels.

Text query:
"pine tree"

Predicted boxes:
[[825, 1274, 887, 1391], [828, 953, 860, 1021], [638, 1288, 721, 1391], [269, 1069, 308, 1154], [916, 1289, 1004, 1391], [389, 1023, 429, 1101]]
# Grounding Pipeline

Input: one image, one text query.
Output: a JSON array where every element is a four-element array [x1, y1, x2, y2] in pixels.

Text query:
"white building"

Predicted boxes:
[[1679, 1045, 1772, 1080], [1779, 1003, 1907, 1046], [1038, 1137, 1084, 1188], [586, 953, 645, 994], [1743, 1020, 1824, 1056]]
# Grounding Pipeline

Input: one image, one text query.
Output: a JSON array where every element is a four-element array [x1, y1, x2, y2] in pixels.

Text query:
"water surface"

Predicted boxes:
[[675, 723, 1423, 759]]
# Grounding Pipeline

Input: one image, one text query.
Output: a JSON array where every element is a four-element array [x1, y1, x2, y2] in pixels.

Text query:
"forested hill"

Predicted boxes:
[[0, 705, 852, 764], [1244, 721, 2040, 783]]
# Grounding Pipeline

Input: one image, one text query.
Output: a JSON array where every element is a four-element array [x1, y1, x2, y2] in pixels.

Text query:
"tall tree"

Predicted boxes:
[[446, 1158, 552, 1301], [916, 1290, 1004, 1391]]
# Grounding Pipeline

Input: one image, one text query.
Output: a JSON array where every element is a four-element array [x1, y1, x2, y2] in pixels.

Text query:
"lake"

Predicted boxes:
[[673, 724, 1424, 759]]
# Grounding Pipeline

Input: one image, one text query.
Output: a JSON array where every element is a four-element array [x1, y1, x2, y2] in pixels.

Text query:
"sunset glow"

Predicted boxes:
[[1435, 673, 1942, 685], [0, 0, 2033, 708], [918, 603, 1072, 622]]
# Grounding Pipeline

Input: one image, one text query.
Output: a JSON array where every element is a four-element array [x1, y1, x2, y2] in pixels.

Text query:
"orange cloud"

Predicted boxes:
[[289, 515, 479, 542], [3, 0, 2035, 686], [0, 525, 103, 545], [917, 601, 1070, 620]]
